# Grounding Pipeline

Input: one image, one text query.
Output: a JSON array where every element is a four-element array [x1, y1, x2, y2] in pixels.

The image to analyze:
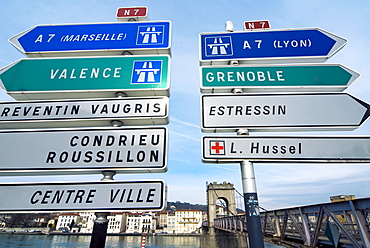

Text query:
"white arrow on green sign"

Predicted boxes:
[[0, 55, 170, 100], [200, 64, 359, 93]]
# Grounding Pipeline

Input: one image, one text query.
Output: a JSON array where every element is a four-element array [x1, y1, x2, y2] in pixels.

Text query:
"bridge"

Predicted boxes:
[[203, 182, 370, 248]]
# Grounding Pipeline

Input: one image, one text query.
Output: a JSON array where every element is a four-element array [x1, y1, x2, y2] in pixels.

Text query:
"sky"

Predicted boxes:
[[0, 0, 370, 211]]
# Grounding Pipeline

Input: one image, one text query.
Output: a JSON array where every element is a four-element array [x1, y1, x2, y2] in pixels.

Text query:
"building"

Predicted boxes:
[[216, 205, 228, 218], [55, 213, 80, 232], [126, 212, 156, 233], [330, 195, 356, 203], [156, 211, 167, 232], [33, 216, 49, 227], [167, 212, 176, 233], [175, 209, 203, 233], [78, 211, 126, 233], [107, 212, 126, 233], [79, 212, 95, 233]]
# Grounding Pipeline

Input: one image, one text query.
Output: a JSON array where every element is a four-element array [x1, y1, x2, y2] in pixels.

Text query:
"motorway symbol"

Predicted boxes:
[[0, 127, 167, 175], [202, 136, 370, 163], [0, 180, 166, 212], [132, 61, 162, 84], [200, 28, 346, 65], [9, 21, 171, 57], [0, 56, 170, 100], [200, 64, 359, 93], [0, 97, 168, 129], [201, 93, 370, 132], [116, 7, 148, 22]]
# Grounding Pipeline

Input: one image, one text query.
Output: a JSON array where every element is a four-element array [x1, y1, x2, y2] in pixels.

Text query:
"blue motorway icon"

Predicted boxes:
[[137, 25, 165, 45], [204, 36, 233, 57], [131, 60, 162, 84]]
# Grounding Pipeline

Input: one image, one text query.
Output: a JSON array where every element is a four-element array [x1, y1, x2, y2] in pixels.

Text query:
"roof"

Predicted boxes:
[[176, 209, 202, 212]]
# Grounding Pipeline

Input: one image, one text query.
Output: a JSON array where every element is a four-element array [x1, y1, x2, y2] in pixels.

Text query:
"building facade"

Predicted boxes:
[[55, 213, 80, 232], [126, 212, 155, 233], [175, 209, 203, 233]]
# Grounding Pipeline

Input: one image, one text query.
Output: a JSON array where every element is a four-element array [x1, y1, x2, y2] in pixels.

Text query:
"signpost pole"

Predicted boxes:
[[238, 129, 265, 248], [90, 171, 116, 248]]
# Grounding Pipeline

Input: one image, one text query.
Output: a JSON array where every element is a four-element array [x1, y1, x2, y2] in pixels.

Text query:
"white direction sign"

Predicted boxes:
[[0, 180, 166, 212], [201, 93, 370, 132], [202, 136, 370, 163], [0, 97, 168, 129], [0, 127, 167, 175]]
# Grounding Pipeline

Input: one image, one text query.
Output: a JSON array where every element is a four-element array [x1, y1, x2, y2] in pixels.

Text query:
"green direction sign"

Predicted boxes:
[[0, 55, 170, 100], [200, 64, 359, 93]]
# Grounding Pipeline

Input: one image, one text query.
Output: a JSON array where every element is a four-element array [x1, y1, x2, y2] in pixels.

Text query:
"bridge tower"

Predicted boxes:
[[207, 181, 237, 235]]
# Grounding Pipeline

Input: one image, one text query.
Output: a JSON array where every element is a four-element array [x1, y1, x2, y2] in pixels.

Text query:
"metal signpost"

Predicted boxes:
[[2, 7, 171, 248], [202, 135, 370, 163], [0, 180, 166, 212], [199, 28, 346, 65], [9, 21, 171, 57], [0, 127, 167, 175], [0, 97, 169, 129], [198, 20, 368, 248], [0, 55, 170, 100], [200, 64, 359, 93], [201, 93, 370, 132]]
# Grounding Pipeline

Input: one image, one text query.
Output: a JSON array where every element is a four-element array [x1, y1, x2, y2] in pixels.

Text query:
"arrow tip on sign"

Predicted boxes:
[[8, 27, 33, 54], [349, 94, 370, 125], [340, 64, 360, 86], [319, 28, 347, 58]]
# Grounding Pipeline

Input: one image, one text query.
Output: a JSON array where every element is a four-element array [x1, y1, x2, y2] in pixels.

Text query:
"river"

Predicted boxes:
[[0, 234, 285, 248]]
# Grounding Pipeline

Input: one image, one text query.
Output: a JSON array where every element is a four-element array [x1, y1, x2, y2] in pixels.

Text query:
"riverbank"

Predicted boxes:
[[0, 233, 285, 248], [0, 229, 202, 237], [48, 232, 202, 236]]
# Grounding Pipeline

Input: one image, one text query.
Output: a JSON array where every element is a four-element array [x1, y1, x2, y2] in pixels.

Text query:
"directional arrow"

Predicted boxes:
[[0, 180, 166, 212], [201, 93, 370, 132], [200, 64, 359, 93], [0, 97, 169, 129], [199, 28, 346, 65], [202, 136, 370, 163], [0, 56, 170, 100], [0, 127, 167, 176], [9, 21, 171, 57]]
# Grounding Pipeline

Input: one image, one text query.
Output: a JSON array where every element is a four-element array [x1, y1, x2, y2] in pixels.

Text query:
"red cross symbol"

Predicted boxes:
[[210, 141, 225, 155]]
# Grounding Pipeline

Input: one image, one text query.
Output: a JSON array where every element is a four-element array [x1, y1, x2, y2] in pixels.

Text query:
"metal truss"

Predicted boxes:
[[210, 197, 370, 247]]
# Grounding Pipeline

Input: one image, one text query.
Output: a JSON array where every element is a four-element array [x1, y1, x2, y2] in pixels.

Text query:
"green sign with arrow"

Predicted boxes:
[[0, 55, 170, 100], [200, 64, 359, 93]]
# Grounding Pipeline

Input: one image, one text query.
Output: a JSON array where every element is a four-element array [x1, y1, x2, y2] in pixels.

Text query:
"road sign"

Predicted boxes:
[[200, 64, 359, 93], [9, 21, 171, 57], [0, 127, 167, 175], [201, 93, 370, 132], [244, 20, 271, 30], [0, 56, 170, 100], [0, 180, 166, 212], [0, 97, 168, 129], [202, 136, 370, 163], [199, 28, 346, 65], [116, 7, 148, 22]]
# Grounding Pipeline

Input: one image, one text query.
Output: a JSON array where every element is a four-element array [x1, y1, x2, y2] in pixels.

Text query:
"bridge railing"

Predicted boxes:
[[213, 215, 246, 233], [204, 197, 370, 247]]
